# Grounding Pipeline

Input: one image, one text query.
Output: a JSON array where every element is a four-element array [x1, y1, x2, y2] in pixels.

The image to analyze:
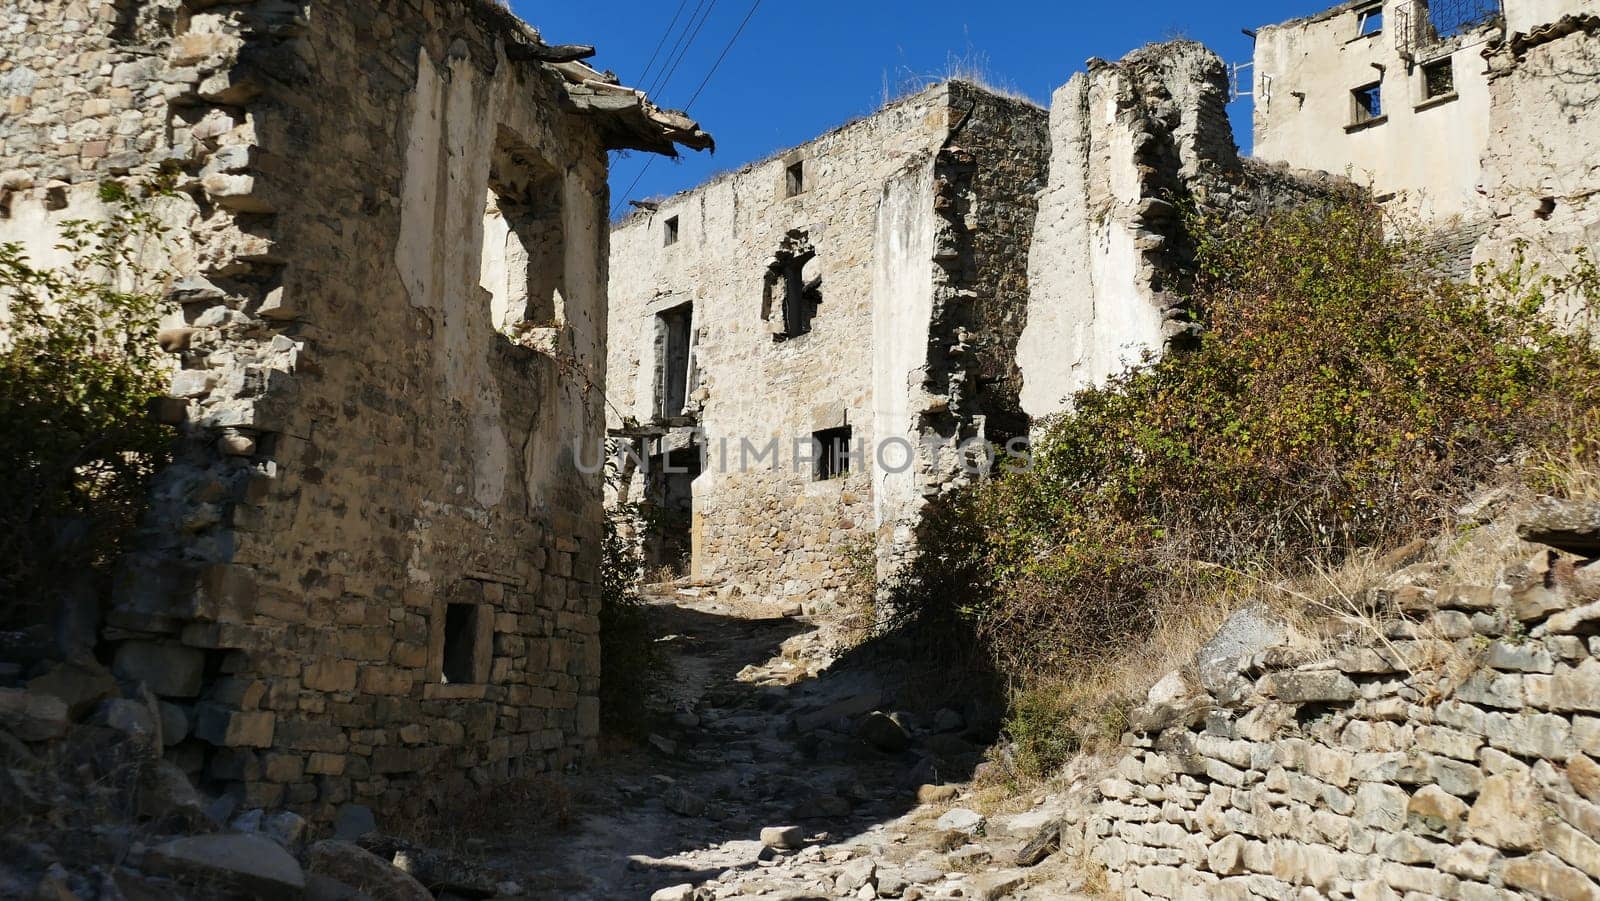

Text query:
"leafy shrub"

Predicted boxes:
[[0, 184, 173, 627], [888, 198, 1600, 759]]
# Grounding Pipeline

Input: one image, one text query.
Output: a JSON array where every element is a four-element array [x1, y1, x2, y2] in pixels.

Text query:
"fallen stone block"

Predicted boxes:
[[144, 833, 305, 900], [0, 688, 68, 741]]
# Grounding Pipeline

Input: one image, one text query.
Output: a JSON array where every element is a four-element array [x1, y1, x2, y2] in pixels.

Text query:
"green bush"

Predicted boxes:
[[0, 184, 173, 627], [893, 198, 1600, 692]]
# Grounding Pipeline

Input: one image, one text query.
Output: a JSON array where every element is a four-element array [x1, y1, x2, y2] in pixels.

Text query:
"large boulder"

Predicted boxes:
[[143, 833, 306, 900], [1194, 606, 1286, 696], [306, 840, 431, 901], [1520, 498, 1600, 558], [0, 687, 68, 741], [25, 660, 118, 719]]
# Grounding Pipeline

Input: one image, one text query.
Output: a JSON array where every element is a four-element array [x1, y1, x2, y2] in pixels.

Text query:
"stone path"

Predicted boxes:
[[482, 588, 1090, 900]]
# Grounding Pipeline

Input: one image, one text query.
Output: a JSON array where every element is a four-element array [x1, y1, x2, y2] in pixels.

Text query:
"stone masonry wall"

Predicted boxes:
[[608, 85, 1048, 607], [1472, 15, 1600, 301], [1, 0, 705, 820], [1018, 42, 1343, 422], [1075, 513, 1600, 899]]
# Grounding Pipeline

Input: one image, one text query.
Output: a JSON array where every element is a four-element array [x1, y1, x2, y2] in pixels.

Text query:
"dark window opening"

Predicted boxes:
[[656, 302, 694, 419], [663, 215, 679, 246], [1422, 58, 1455, 99], [1357, 6, 1383, 36], [785, 160, 805, 198], [643, 444, 701, 576], [814, 426, 853, 481], [442, 603, 482, 684], [764, 232, 821, 340], [1351, 82, 1384, 124]]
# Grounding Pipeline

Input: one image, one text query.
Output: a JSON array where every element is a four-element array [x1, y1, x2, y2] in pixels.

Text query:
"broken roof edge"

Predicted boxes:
[[462, 0, 713, 157], [612, 78, 1044, 227]]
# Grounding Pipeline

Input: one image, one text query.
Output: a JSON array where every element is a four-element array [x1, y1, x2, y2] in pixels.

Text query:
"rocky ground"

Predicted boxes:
[[478, 587, 1096, 900], [0, 582, 1095, 900]]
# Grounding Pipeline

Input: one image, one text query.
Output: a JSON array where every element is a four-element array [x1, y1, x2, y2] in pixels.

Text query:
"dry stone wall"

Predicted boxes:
[[1076, 512, 1600, 900], [3, 0, 704, 820]]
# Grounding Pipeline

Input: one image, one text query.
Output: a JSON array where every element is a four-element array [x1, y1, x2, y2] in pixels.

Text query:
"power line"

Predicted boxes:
[[635, 0, 692, 89], [611, 0, 765, 219], [683, 0, 764, 110], [644, 0, 712, 96], [649, 0, 720, 97]]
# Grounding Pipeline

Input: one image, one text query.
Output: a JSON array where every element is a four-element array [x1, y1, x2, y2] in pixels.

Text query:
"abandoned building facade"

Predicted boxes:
[[607, 83, 1049, 605], [0, 0, 706, 818], [1252, 0, 1599, 272], [609, 0, 1600, 605], [2, 0, 1597, 824]]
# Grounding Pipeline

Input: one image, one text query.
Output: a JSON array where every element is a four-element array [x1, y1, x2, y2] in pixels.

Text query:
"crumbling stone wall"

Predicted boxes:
[[607, 84, 1047, 606], [3, 0, 704, 819], [1074, 526, 1600, 899], [1018, 43, 1340, 421], [1472, 15, 1600, 293]]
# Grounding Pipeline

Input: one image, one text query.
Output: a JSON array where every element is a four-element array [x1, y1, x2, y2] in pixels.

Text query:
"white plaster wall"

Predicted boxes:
[[608, 87, 954, 600], [396, 46, 607, 515], [870, 160, 936, 541], [1506, 0, 1594, 35], [1252, 1, 1494, 223]]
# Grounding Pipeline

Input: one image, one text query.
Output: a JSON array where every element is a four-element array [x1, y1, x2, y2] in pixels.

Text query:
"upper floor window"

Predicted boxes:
[[1351, 82, 1384, 125], [1357, 5, 1384, 37], [764, 230, 822, 341], [663, 215, 680, 247], [785, 160, 806, 198], [1421, 58, 1455, 101]]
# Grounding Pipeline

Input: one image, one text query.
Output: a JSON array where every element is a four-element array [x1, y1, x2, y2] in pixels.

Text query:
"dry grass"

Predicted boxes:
[[989, 454, 1600, 791], [881, 48, 1039, 108]]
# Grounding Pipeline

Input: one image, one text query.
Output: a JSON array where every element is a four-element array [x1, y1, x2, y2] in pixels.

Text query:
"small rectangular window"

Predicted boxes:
[[1357, 6, 1383, 36], [1351, 82, 1384, 124], [442, 603, 484, 684], [813, 426, 852, 481], [1422, 58, 1455, 100], [663, 215, 679, 246], [785, 160, 805, 198]]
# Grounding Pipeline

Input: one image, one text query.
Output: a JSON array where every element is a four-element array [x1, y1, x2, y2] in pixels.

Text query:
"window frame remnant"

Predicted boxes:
[[1349, 81, 1385, 127], [655, 301, 695, 420], [1420, 57, 1455, 103], [812, 426, 853, 482], [663, 214, 679, 247], [763, 230, 822, 341], [785, 160, 806, 198], [1356, 5, 1384, 37]]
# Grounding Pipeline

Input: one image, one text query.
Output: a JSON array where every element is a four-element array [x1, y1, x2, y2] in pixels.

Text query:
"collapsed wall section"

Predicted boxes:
[[1018, 42, 1340, 422], [3, 0, 703, 819], [1472, 15, 1600, 295]]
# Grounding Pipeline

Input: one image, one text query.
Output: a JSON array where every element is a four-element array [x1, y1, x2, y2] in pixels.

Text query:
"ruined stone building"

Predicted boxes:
[[1, 0, 706, 818], [1251, 0, 1599, 272], [607, 83, 1048, 605], [606, 0, 1600, 605]]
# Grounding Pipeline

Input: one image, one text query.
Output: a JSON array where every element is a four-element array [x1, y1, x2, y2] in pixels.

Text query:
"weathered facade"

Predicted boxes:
[[1018, 43, 1343, 421], [607, 83, 1048, 605], [1251, 0, 1593, 227], [0, 0, 705, 818]]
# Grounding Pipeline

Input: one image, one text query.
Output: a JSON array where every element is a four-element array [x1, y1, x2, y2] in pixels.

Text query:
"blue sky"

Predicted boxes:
[[515, 1, 1332, 214]]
